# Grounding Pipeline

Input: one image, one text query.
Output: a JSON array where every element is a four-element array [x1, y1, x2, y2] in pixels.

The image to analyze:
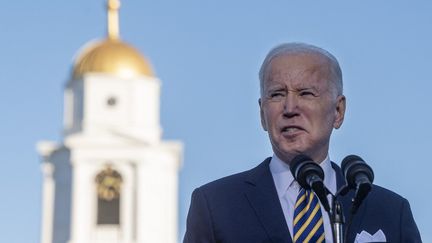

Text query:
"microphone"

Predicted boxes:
[[341, 155, 374, 214], [290, 154, 330, 212]]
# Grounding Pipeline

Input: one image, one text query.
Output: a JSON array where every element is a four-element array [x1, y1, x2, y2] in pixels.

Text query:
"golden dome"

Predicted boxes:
[[72, 39, 154, 79]]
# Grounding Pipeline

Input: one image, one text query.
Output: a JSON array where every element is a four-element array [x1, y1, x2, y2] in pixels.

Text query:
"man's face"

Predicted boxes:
[[259, 53, 346, 164]]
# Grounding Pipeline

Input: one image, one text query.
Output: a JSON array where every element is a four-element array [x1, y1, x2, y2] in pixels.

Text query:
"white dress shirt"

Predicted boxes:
[[269, 154, 337, 243]]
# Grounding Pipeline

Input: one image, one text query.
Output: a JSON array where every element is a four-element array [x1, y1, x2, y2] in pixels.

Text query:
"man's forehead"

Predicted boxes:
[[268, 52, 329, 72], [267, 65, 328, 81], [265, 57, 332, 87]]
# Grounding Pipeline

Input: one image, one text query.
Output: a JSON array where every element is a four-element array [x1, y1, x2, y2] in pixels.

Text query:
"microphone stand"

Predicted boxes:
[[330, 198, 345, 243], [312, 183, 346, 243], [328, 186, 349, 243]]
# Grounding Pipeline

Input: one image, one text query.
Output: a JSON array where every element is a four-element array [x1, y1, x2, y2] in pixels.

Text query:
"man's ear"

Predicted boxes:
[[333, 95, 346, 129], [259, 98, 268, 131]]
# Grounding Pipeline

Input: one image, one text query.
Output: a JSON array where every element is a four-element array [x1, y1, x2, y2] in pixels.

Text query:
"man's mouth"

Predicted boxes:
[[281, 126, 304, 134]]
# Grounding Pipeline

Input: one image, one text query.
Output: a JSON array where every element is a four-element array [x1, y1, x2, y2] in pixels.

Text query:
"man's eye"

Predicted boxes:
[[270, 92, 284, 98], [299, 91, 316, 97]]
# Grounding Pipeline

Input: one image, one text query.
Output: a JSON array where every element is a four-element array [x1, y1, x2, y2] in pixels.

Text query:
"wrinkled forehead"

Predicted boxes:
[[264, 53, 333, 87]]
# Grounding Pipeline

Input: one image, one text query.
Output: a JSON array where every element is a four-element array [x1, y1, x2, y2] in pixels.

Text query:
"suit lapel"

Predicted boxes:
[[244, 158, 292, 243]]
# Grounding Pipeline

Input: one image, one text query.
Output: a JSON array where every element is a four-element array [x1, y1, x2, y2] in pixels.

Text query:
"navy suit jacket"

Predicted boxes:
[[184, 158, 421, 243]]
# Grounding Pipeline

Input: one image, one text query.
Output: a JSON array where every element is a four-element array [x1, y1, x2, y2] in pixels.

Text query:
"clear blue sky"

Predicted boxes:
[[1, 1, 431, 242]]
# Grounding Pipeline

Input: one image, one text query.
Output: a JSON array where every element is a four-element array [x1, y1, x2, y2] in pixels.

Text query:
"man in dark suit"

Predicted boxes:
[[183, 43, 421, 243]]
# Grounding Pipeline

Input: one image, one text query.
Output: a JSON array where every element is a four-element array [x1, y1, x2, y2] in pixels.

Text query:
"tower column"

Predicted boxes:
[[70, 160, 94, 243], [120, 162, 136, 243], [40, 162, 55, 243], [136, 150, 181, 243]]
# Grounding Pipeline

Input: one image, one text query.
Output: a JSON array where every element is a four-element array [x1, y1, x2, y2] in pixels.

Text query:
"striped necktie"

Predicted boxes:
[[293, 188, 325, 243]]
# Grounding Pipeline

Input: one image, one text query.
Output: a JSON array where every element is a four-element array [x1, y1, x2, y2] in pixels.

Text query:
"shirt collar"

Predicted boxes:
[[269, 154, 295, 198], [320, 154, 336, 195], [269, 154, 335, 197]]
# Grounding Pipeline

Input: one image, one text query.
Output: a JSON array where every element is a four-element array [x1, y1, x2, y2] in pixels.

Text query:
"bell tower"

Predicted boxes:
[[37, 1, 183, 243]]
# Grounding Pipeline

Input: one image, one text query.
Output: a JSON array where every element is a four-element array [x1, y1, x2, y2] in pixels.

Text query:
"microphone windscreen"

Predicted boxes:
[[341, 154, 364, 173], [341, 154, 374, 189], [290, 154, 324, 190], [290, 154, 313, 177]]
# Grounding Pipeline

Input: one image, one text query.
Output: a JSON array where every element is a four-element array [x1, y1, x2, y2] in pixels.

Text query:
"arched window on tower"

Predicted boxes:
[[95, 165, 122, 225]]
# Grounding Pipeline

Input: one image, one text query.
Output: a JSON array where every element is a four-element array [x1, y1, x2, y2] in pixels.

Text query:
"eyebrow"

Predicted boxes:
[[266, 84, 320, 93], [265, 85, 285, 93], [298, 86, 319, 91]]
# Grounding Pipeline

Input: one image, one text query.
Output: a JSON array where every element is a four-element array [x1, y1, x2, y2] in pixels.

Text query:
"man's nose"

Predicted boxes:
[[283, 94, 300, 118]]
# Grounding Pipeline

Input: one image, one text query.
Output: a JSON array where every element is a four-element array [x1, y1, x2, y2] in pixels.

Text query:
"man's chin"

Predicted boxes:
[[272, 144, 311, 164], [274, 151, 304, 165]]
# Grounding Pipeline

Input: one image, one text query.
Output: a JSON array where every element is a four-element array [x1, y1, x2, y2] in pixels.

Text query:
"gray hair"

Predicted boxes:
[[259, 42, 343, 96]]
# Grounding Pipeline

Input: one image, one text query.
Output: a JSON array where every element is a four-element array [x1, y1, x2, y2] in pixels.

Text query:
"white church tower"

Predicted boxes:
[[37, 1, 183, 243]]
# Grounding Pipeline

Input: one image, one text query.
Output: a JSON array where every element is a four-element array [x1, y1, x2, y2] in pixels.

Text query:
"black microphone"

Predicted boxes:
[[341, 155, 374, 214], [290, 154, 330, 212]]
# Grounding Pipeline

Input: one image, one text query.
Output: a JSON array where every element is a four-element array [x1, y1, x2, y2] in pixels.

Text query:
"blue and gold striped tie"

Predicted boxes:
[[293, 188, 325, 243]]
